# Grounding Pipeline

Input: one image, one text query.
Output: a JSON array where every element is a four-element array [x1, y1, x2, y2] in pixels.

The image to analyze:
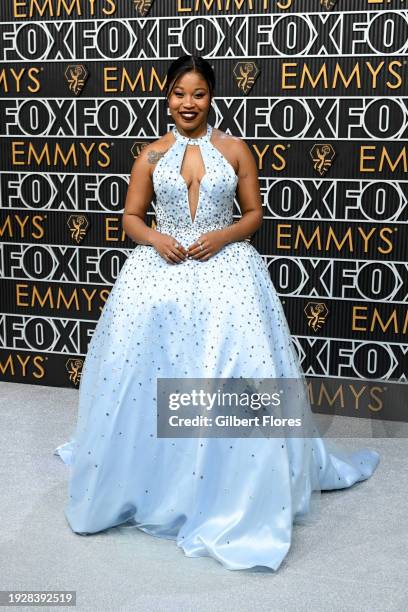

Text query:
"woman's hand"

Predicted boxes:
[[151, 233, 188, 264], [187, 230, 227, 261]]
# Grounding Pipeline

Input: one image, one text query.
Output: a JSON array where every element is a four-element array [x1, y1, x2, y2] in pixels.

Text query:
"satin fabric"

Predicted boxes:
[[54, 123, 380, 571]]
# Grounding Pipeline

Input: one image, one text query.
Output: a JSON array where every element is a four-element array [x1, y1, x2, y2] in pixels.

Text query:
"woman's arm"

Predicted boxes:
[[122, 144, 162, 246], [219, 137, 263, 245]]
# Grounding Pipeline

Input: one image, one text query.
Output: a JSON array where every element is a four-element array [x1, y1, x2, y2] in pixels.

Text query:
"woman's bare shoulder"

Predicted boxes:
[[211, 127, 251, 171], [132, 131, 175, 174]]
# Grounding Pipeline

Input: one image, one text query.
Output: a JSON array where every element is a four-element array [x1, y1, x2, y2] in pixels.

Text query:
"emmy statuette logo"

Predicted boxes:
[[133, 0, 154, 16], [66, 358, 84, 386], [304, 302, 329, 332], [310, 144, 336, 176], [67, 214, 89, 243], [320, 0, 338, 9], [233, 62, 260, 95], [64, 65, 89, 95]]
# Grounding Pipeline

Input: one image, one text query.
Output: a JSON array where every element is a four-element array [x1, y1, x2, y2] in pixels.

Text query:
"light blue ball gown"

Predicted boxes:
[[54, 122, 380, 571]]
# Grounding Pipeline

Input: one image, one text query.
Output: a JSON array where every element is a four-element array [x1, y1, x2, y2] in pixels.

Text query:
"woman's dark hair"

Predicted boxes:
[[165, 55, 215, 101]]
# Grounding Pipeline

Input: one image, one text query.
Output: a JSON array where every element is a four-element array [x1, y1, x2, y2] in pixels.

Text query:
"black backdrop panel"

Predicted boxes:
[[1, 0, 407, 421]]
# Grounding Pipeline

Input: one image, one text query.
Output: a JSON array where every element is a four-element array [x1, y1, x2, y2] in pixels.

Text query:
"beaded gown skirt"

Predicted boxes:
[[54, 123, 380, 571]]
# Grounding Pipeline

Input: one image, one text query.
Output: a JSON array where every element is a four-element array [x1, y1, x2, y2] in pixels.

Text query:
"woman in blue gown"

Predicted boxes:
[[54, 55, 380, 571]]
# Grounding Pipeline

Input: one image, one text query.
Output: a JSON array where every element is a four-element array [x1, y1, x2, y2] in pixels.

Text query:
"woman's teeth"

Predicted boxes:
[[180, 113, 197, 119]]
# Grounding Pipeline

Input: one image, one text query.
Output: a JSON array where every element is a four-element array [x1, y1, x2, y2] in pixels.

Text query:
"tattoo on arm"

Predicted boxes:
[[147, 150, 166, 165]]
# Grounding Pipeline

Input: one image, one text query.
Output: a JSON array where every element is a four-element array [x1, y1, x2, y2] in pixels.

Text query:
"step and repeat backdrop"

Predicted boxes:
[[0, 0, 407, 421]]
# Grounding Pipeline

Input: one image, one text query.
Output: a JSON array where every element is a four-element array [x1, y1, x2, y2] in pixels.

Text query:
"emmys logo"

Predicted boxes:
[[310, 144, 336, 176], [64, 65, 89, 95], [304, 302, 328, 332], [131, 141, 149, 158], [320, 0, 338, 9], [66, 358, 84, 386], [133, 0, 154, 16], [233, 61, 260, 95], [67, 214, 89, 243]]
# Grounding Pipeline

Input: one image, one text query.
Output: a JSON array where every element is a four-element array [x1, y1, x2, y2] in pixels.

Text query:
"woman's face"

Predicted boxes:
[[167, 70, 211, 132]]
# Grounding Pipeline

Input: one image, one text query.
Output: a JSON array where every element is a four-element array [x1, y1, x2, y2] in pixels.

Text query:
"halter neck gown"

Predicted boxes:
[[54, 122, 380, 571]]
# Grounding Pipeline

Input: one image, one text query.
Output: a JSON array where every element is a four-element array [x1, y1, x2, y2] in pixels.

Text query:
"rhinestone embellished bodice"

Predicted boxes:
[[152, 122, 238, 244]]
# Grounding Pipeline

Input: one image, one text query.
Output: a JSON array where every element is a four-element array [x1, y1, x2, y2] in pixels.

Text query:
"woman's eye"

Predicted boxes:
[[173, 92, 205, 98]]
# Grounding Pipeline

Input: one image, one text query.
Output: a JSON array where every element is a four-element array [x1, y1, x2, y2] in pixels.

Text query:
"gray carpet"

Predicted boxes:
[[0, 380, 407, 612]]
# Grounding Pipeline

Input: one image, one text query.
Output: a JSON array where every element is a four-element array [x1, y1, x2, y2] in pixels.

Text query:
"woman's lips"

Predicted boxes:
[[180, 112, 198, 120]]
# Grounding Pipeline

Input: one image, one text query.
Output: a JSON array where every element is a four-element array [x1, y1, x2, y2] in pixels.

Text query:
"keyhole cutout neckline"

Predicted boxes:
[[172, 122, 213, 224]]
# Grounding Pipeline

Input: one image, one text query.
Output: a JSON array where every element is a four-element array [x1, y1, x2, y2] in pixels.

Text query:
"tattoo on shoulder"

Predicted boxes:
[[147, 150, 166, 165]]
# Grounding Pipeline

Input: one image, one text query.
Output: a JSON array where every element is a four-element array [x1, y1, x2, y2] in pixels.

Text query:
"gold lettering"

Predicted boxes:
[[271, 144, 286, 171], [252, 144, 269, 170], [177, 0, 192, 11], [317, 384, 345, 408], [301, 64, 328, 89], [121, 67, 146, 93], [357, 227, 376, 253], [150, 67, 167, 92], [14, 214, 31, 238], [0, 353, 43, 378], [31, 215, 45, 238], [0, 214, 44, 239], [10, 68, 25, 91], [11, 141, 111, 167], [12, 142, 26, 165], [281, 63, 297, 90], [16, 284, 110, 311], [27, 67, 42, 93], [106, 217, 121, 241], [332, 63, 361, 89], [368, 387, 384, 413], [0, 67, 41, 93], [349, 385, 366, 411], [277, 224, 292, 250], [82, 288, 98, 311], [36, 0, 55, 15], [102, 0, 115, 15], [53, 142, 77, 166], [57, 0, 81, 16], [280, 61, 403, 92], [378, 227, 393, 255], [371, 308, 399, 333], [98, 143, 111, 168], [275, 224, 393, 254], [104, 67, 117, 93], [352, 306, 408, 335], [352, 306, 368, 331], [360, 146, 376, 172], [78, 142, 94, 166], [0, 217, 12, 238], [295, 226, 322, 251], [14, 0, 28, 17], [365, 61, 384, 89], [13, 0, 116, 18], [387, 61, 403, 89], [326, 226, 353, 252], [379, 147, 408, 173]]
